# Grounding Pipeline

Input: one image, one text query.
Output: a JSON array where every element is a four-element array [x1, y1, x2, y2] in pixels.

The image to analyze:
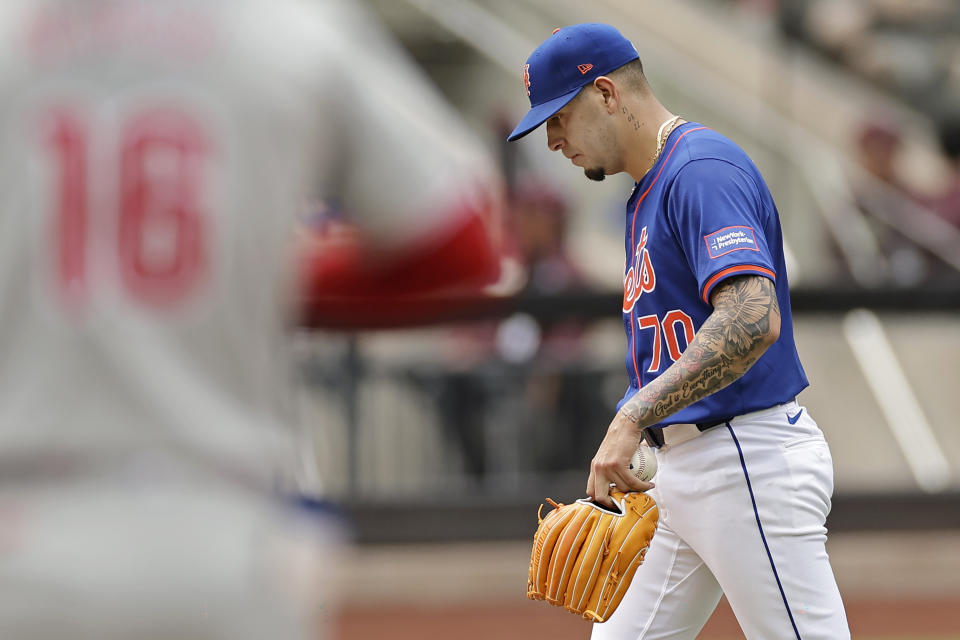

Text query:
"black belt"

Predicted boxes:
[[642, 419, 726, 449]]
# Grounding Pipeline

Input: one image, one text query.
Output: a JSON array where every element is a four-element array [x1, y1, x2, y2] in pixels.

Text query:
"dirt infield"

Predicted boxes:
[[334, 597, 960, 639], [331, 532, 960, 639]]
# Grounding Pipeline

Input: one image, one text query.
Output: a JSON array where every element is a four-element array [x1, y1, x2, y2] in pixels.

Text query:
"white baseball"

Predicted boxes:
[[629, 443, 658, 482]]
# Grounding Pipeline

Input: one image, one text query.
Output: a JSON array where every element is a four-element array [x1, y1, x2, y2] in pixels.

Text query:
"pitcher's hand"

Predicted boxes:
[[586, 409, 655, 507]]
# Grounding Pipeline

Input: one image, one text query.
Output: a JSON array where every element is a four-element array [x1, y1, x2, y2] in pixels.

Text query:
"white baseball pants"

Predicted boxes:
[[0, 477, 340, 640], [592, 400, 850, 640]]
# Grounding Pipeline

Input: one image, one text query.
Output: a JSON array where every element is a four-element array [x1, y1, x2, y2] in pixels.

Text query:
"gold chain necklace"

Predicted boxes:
[[639, 115, 682, 178], [654, 114, 682, 160]]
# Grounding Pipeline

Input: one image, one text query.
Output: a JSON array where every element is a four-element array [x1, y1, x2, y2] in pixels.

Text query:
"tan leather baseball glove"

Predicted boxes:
[[527, 491, 658, 623]]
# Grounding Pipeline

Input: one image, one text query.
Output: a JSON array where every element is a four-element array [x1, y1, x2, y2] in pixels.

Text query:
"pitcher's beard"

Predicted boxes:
[[584, 167, 606, 181]]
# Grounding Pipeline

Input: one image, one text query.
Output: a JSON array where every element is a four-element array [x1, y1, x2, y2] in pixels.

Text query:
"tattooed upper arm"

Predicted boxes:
[[617, 274, 781, 427], [707, 274, 781, 357]]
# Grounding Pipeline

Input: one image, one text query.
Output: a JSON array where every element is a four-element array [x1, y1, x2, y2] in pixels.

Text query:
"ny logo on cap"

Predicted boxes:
[[523, 63, 531, 96], [577, 63, 594, 75]]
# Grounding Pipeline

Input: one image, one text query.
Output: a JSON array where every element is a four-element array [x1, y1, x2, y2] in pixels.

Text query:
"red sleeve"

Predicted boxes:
[[297, 203, 501, 329]]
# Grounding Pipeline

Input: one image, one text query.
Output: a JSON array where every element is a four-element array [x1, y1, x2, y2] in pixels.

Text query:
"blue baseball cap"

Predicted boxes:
[[507, 23, 640, 141]]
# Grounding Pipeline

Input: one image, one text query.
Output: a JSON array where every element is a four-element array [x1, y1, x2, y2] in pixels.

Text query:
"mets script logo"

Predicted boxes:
[[622, 226, 656, 312], [523, 63, 531, 96]]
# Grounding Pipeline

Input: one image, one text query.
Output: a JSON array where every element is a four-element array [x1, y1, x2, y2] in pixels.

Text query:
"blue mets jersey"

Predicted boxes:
[[617, 122, 807, 428]]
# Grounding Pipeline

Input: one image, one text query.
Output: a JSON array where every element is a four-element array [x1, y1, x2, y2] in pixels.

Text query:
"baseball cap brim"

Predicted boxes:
[[507, 86, 581, 141]]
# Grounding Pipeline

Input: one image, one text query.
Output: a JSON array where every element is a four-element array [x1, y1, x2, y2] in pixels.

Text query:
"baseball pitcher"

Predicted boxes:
[[510, 23, 850, 639]]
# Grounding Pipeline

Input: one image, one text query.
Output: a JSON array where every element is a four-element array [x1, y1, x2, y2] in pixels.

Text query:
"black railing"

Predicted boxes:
[[303, 285, 960, 543], [303, 285, 960, 330]]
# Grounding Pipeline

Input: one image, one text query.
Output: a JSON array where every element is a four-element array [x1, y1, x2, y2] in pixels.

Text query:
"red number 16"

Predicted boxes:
[[46, 109, 208, 311]]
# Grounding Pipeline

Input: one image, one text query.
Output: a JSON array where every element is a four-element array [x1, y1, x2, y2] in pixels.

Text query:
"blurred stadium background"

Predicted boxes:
[[299, 1, 960, 637]]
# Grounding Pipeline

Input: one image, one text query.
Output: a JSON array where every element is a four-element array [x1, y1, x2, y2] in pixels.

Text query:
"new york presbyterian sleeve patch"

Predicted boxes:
[[704, 225, 759, 259]]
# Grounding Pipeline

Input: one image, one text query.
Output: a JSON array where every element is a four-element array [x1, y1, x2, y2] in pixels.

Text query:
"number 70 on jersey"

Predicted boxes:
[[636, 310, 695, 373]]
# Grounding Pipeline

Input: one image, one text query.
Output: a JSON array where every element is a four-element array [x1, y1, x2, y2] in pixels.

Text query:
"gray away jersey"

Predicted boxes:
[[0, 0, 496, 489]]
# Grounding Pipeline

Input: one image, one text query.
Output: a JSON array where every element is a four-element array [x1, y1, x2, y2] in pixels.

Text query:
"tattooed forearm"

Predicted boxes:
[[618, 275, 781, 428]]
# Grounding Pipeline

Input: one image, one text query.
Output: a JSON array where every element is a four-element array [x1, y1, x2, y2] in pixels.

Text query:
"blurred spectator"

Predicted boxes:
[[857, 119, 910, 189], [434, 183, 605, 480], [779, 0, 960, 114], [851, 118, 941, 286], [447, 182, 589, 367], [846, 114, 960, 287], [510, 182, 586, 296], [926, 113, 960, 229]]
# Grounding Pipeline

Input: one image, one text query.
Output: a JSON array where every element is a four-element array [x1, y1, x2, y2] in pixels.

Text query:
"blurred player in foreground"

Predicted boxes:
[[0, 0, 500, 638], [508, 24, 849, 639]]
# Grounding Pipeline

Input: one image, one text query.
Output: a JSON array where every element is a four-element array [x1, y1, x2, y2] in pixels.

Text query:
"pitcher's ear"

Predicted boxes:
[[593, 76, 618, 113]]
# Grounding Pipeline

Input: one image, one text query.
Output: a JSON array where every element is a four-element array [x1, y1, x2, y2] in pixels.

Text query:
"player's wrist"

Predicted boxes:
[[618, 404, 643, 426]]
